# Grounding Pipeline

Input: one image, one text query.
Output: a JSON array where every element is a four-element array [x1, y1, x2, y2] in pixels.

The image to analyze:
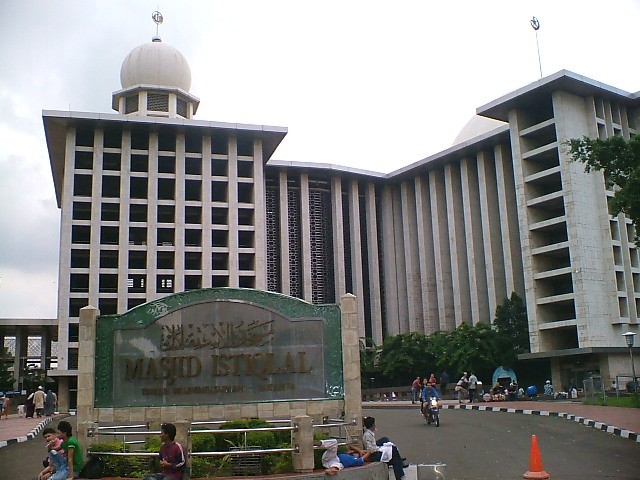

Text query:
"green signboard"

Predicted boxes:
[[94, 288, 343, 407]]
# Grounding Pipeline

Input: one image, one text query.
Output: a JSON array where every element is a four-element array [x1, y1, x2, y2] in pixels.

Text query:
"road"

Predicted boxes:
[[2, 409, 639, 479], [364, 406, 640, 479]]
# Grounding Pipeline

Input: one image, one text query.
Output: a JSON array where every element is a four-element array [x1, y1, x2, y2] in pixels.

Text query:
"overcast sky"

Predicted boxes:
[[1, 0, 639, 318]]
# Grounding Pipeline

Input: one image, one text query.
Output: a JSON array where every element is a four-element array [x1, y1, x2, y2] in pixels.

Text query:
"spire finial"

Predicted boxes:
[[152, 10, 164, 39]]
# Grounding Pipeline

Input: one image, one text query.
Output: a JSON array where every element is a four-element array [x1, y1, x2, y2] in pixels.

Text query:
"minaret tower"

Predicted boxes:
[[111, 11, 200, 118]]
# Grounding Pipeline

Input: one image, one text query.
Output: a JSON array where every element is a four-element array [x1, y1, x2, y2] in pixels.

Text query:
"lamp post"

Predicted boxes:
[[622, 332, 637, 393]]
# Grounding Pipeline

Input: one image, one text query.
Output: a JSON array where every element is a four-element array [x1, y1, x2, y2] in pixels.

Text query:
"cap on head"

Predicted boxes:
[[38, 386, 43, 390]]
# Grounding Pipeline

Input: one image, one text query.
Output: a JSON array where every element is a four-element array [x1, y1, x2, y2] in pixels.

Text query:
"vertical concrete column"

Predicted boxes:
[[88, 128, 104, 307], [76, 305, 99, 452], [78, 421, 99, 461], [253, 139, 267, 289], [400, 181, 422, 332], [300, 174, 313, 302], [364, 182, 383, 345], [348, 181, 366, 337], [415, 176, 439, 334], [117, 129, 131, 313], [444, 163, 470, 326], [278, 171, 290, 295], [41, 327, 51, 371], [478, 150, 506, 321], [174, 133, 186, 293], [14, 327, 26, 390], [460, 156, 488, 325], [146, 132, 159, 301], [508, 109, 539, 351], [380, 185, 400, 335], [429, 169, 455, 331], [494, 143, 524, 298], [227, 137, 239, 287], [340, 294, 362, 429], [57, 128, 77, 372], [292, 415, 314, 473], [391, 187, 409, 333], [201, 136, 213, 287], [331, 177, 346, 301]]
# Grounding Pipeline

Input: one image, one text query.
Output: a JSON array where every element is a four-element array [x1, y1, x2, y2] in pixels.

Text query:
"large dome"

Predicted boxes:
[[120, 37, 192, 92]]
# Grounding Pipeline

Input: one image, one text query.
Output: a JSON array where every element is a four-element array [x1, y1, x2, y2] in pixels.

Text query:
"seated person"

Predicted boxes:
[[56, 420, 83, 480], [363, 416, 405, 480], [143, 423, 186, 480], [506, 382, 517, 401], [543, 380, 554, 397], [38, 427, 64, 480]]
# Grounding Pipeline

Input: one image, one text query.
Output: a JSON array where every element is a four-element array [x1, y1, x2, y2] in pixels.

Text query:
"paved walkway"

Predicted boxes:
[[364, 399, 640, 442], [0, 413, 67, 448]]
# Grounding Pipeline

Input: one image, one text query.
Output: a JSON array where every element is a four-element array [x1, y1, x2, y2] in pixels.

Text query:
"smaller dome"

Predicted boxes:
[[452, 115, 506, 146], [120, 38, 192, 91]]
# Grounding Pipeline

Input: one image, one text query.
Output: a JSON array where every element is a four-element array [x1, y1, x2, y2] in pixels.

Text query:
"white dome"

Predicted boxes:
[[120, 38, 192, 91], [452, 115, 506, 146]]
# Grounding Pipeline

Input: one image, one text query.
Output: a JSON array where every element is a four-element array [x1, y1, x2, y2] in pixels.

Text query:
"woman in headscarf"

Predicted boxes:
[[25, 390, 35, 418], [44, 389, 57, 416]]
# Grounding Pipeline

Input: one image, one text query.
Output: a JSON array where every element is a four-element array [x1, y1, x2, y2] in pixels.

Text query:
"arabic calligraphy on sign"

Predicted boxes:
[[160, 319, 275, 351]]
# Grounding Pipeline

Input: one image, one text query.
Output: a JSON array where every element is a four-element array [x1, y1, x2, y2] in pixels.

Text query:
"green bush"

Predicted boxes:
[[88, 441, 155, 477]]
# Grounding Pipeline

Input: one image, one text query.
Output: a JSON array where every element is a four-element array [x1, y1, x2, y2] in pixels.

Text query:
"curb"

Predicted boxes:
[[439, 404, 640, 443], [0, 416, 59, 450]]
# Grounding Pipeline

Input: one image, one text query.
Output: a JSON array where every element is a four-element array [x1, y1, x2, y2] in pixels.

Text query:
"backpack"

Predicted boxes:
[[79, 455, 106, 479]]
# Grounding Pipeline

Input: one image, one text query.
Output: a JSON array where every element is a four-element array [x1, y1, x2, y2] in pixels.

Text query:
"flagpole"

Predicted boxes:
[[530, 17, 542, 78]]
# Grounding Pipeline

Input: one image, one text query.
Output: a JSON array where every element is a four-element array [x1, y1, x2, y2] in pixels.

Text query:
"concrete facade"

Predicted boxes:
[[3, 36, 636, 407]]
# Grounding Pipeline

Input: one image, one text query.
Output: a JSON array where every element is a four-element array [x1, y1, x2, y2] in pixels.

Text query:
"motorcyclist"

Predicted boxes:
[[421, 381, 441, 423], [421, 381, 441, 402]]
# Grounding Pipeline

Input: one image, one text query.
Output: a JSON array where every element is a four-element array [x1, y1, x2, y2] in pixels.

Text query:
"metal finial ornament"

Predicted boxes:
[[530, 16, 540, 31], [530, 16, 542, 78], [152, 11, 164, 36]]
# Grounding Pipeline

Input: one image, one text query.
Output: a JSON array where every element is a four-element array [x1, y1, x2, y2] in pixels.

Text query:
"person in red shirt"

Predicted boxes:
[[143, 423, 186, 480], [411, 377, 421, 404]]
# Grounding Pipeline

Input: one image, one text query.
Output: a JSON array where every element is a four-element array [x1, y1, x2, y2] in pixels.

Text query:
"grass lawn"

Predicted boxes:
[[583, 394, 640, 408]]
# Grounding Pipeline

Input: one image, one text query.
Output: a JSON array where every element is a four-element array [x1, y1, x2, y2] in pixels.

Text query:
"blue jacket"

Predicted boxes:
[[421, 386, 440, 401]]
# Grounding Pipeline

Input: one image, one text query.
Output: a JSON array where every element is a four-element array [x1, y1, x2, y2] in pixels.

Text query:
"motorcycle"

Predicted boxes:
[[422, 396, 440, 427]]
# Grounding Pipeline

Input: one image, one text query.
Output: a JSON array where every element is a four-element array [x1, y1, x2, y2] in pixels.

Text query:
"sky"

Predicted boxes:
[[1, 0, 639, 318]]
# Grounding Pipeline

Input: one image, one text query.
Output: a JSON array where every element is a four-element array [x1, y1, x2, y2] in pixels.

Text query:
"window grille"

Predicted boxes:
[[177, 98, 188, 117], [125, 95, 139, 114], [147, 93, 169, 112]]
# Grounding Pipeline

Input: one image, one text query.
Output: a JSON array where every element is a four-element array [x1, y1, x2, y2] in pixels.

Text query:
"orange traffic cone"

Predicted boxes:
[[523, 435, 550, 479]]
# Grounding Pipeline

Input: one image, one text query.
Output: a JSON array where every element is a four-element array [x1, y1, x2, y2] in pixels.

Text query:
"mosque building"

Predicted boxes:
[[36, 30, 639, 409]]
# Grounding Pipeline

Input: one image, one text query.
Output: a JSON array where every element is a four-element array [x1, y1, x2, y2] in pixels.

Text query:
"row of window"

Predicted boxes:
[[69, 250, 255, 273], [74, 126, 255, 156], [73, 175, 255, 203], [74, 151, 255, 177], [67, 275, 256, 316], [72, 202, 255, 226], [70, 226, 255, 248]]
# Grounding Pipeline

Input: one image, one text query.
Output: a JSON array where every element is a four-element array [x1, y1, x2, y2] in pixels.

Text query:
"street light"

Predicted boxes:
[[622, 332, 637, 393]]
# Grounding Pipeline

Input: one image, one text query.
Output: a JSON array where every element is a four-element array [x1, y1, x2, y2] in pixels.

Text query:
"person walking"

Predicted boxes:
[[31, 386, 46, 418], [45, 389, 57, 417], [455, 373, 469, 403], [468, 372, 478, 403], [411, 377, 421, 404]]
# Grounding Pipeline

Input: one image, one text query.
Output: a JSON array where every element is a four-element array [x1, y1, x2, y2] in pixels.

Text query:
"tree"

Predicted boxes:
[[376, 332, 435, 386], [567, 135, 640, 241], [493, 292, 529, 366]]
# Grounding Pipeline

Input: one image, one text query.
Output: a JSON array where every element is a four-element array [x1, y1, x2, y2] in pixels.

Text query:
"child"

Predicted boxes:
[[143, 423, 186, 480], [38, 427, 64, 480]]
